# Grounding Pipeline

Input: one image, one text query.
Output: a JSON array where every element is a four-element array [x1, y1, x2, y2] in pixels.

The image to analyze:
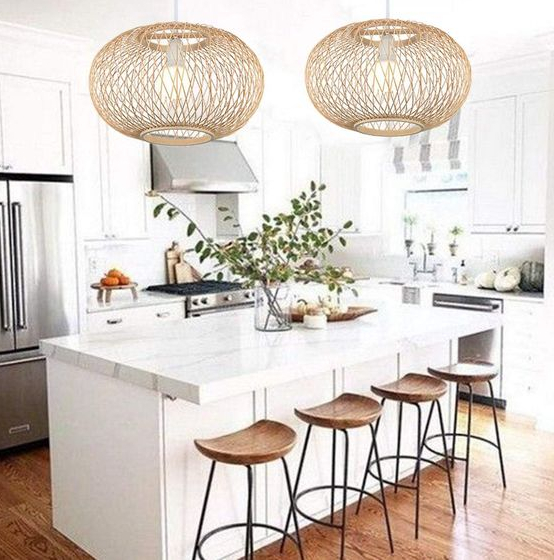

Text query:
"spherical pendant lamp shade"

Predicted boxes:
[[89, 22, 264, 145], [306, 19, 471, 137]]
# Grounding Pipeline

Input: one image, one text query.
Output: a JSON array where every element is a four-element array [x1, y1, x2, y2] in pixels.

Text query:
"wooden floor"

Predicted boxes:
[[0, 404, 553, 559]]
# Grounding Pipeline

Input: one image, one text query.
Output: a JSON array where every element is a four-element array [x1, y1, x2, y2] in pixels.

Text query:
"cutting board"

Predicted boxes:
[[175, 260, 195, 283]]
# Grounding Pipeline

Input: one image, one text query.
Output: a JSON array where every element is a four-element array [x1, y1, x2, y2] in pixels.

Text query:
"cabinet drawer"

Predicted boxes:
[[86, 303, 185, 333]]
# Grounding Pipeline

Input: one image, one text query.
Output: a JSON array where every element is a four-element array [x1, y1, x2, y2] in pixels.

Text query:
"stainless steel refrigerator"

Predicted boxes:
[[0, 175, 78, 450]]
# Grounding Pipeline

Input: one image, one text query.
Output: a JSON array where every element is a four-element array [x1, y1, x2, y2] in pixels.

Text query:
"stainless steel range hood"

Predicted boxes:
[[151, 140, 258, 194]]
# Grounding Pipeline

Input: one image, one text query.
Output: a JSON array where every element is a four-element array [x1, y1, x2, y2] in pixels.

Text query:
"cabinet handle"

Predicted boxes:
[[106, 318, 123, 325], [513, 225, 520, 232], [506, 225, 512, 232], [156, 312, 171, 318]]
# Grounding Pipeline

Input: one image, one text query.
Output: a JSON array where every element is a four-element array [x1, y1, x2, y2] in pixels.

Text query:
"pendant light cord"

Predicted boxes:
[[174, 0, 179, 21], [386, 0, 391, 18]]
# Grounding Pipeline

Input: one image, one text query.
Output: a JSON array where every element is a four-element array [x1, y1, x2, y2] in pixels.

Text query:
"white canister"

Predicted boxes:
[[303, 313, 327, 329]]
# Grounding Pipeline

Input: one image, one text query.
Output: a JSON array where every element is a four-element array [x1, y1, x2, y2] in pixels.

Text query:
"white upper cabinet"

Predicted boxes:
[[469, 91, 548, 235], [515, 91, 549, 233], [73, 93, 150, 241], [105, 128, 150, 239], [469, 96, 516, 233], [0, 74, 72, 175]]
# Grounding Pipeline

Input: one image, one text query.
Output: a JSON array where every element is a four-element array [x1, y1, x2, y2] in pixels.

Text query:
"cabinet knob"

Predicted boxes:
[[513, 225, 520, 232], [506, 225, 512, 232]]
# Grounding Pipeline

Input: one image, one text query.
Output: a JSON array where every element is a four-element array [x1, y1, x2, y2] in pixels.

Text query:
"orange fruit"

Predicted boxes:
[[107, 268, 123, 279], [119, 275, 131, 286], [101, 276, 119, 287]]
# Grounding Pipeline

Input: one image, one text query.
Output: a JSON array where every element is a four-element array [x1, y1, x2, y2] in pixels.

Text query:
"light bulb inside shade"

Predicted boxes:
[[155, 38, 191, 103], [369, 34, 403, 96]]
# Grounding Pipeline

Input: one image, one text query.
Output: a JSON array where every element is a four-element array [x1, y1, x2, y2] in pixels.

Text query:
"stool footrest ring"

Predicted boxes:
[[197, 521, 300, 560], [367, 454, 450, 490], [424, 432, 501, 463], [295, 484, 386, 530]]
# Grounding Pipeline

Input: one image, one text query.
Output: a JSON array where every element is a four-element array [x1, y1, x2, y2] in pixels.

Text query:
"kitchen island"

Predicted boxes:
[[41, 302, 501, 560]]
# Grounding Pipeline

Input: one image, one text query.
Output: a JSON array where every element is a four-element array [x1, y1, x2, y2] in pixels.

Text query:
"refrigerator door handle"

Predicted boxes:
[[11, 202, 27, 330], [0, 202, 11, 331]]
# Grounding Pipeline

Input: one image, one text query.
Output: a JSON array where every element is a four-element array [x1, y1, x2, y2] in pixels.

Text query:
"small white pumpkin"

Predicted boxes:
[[475, 270, 496, 289], [494, 267, 521, 292]]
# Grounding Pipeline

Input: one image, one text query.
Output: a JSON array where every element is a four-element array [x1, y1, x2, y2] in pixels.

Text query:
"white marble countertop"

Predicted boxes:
[[354, 277, 544, 303], [87, 291, 187, 314], [42, 303, 501, 405]]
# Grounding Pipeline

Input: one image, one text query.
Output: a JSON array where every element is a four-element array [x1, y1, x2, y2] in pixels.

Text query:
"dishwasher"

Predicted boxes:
[[433, 293, 505, 408]]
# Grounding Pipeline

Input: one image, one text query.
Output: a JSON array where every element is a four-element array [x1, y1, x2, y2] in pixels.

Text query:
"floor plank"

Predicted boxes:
[[0, 404, 551, 559]]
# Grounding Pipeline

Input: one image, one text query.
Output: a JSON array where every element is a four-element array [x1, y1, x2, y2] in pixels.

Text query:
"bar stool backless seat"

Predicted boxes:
[[426, 361, 507, 505], [192, 420, 304, 560], [281, 393, 394, 560]]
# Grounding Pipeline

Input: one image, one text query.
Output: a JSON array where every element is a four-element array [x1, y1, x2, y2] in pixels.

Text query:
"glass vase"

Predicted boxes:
[[254, 283, 292, 332]]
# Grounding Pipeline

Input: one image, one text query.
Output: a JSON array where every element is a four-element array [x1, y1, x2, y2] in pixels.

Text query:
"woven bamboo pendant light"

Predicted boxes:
[[305, 0, 471, 137], [89, 1, 264, 145]]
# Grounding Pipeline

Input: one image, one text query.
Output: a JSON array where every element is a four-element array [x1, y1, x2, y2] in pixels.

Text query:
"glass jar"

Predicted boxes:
[[254, 283, 292, 332]]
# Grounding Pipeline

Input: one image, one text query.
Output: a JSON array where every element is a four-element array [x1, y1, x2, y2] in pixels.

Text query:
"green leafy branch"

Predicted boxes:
[[152, 181, 357, 295]]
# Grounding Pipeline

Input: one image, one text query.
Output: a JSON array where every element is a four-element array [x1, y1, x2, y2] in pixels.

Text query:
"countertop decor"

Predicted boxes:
[[152, 181, 356, 331]]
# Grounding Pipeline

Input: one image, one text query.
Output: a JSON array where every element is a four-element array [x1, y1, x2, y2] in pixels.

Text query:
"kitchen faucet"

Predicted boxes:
[[409, 243, 440, 281]]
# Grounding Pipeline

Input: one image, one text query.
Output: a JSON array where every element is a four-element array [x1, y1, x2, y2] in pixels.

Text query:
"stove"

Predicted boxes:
[[146, 281, 255, 316]]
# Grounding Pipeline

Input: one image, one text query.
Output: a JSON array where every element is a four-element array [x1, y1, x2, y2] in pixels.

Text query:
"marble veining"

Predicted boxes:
[[41, 303, 502, 404]]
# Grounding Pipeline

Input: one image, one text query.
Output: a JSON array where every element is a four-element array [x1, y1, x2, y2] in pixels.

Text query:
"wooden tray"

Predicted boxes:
[[91, 282, 138, 303], [291, 306, 377, 323]]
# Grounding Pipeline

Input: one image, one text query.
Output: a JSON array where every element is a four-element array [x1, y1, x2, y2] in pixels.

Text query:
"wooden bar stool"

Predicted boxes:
[[192, 420, 304, 560], [426, 361, 507, 505], [280, 393, 394, 560], [364, 374, 456, 539]]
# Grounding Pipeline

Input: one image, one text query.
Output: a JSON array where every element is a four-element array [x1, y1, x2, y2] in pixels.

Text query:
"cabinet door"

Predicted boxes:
[[291, 127, 320, 197], [73, 94, 110, 240], [106, 128, 150, 239], [262, 124, 292, 216], [515, 92, 549, 233], [0, 75, 72, 175], [320, 145, 361, 230], [469, 97, 516, 233]]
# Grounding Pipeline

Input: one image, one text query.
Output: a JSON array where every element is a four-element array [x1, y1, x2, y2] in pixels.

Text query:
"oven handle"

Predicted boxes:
[[433, 301, 500, 312]]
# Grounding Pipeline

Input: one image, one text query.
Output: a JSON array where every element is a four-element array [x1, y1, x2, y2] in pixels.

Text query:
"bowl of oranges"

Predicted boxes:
[[92, 269, 137, 303]]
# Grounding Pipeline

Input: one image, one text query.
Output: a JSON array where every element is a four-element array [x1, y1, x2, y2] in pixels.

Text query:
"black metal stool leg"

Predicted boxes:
[[412, 400, 435, 483], [437, 400, 456, 515], [355, 411, 382, 515], [370, 423, 394, 554], [464, 384, 473, 506], [281, 458, 305, 560], [245, 465, 254, 560], [331, 429, 337, 523], [395, 402, 403, 493], [280, 424, 312, 552], [340, 429, 349, 560], [414, 403, 422, 539], [192, 460, 216, 560], [451, 384, 460, 468], [488, 381, 507, 489]]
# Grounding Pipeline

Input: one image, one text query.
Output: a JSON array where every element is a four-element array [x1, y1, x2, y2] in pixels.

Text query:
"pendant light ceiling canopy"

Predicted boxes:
[[306, 14, 471, 137], [90, 16, 264, 145]]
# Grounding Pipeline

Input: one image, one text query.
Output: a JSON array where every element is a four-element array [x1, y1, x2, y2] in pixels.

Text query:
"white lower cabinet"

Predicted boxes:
[[85, 302, 185, 333], [502, 300, 545, 416]]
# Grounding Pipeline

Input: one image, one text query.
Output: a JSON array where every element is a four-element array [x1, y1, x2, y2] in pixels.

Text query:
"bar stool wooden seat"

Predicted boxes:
[[427, 361, 506, 505], [192, 420, 304, 560], [360, 373, 455, 539], [281, 393, 394, 559]]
